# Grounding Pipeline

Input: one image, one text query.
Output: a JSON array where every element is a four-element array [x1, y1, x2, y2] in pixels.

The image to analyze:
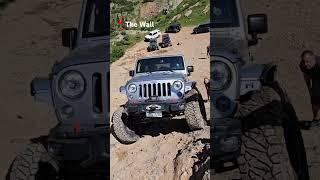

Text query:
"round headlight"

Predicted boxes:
[[59, 71, 86, 99], [173, 81, 183, 90], [128, 84, 137, 93], [211, 61, 232, 91]]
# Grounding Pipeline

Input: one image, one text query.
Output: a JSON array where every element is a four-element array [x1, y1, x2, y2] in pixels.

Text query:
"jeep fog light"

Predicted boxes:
[[59, 70, 86, 99], [212, 61, 231, 91], [216, 95, 231, 112], [61, 105, 74, 118], [173, 81, 183, 90], [128, 84, 137, 93]]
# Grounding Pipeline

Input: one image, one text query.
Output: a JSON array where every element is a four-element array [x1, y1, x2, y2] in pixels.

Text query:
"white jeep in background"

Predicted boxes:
[[144, 29, 161, 42]]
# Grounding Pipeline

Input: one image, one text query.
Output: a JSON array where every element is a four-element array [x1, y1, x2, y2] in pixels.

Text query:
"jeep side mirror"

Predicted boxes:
[[119, 86, 126, 94], [129, 70, 134, 77], [62, 28, 78, 49], [187, 66, 194, 73], [247, 14, 268, 46]]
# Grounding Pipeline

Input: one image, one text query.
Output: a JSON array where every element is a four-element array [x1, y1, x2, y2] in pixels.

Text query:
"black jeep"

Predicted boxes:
[[192, 23, 210, 34], [159, 34, 172, 48], [165, 23, 181, 33], [147, 38, 159, 52]]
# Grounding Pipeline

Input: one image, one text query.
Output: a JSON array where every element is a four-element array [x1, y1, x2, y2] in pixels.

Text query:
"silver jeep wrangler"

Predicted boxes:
[[111, 55, 207, 144], [209, 0, 309, 179]]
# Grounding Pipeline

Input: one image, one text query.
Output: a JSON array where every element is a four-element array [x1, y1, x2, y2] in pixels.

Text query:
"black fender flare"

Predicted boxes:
[[260, 63, 277, 86]]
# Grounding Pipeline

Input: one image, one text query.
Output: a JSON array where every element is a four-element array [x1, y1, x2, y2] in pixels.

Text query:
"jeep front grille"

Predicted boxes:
[[139, 83, 171, 98]]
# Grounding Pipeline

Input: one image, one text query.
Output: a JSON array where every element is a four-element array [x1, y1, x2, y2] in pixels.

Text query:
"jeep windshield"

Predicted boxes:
[[136, 57, 185, 73], [212, 0, 239, 28], [82, 0, 108, 38]]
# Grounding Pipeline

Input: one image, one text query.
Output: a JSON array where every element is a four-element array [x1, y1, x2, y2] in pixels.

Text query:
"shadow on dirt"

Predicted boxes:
[[134, 117, 191, 137]]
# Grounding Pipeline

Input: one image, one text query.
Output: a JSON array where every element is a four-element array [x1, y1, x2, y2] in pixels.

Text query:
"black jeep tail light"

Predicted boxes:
[[92, 73, 103, 113]]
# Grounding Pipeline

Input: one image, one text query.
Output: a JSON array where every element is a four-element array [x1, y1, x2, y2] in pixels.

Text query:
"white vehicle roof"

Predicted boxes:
[[149, 29, 160, 33]]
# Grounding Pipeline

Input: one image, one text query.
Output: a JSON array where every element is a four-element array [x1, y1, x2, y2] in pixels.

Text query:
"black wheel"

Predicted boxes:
[[237, 87, 308, 180], [185, 89, 206, 130], [111, 107, 139, 144], [7, 143, 59, 180]]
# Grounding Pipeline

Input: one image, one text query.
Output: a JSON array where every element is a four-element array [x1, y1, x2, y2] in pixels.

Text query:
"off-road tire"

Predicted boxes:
[[7, 143, 59, 180], [185, 90, 206, 130], [237, 87, 308, 180], [111, 107, 139, 144]]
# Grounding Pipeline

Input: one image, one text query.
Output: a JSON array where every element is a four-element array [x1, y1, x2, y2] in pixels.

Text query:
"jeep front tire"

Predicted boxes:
[[237, 87, 308, 180], [111, 107, 139, 144], [185, 89, 206, 130], [7, 143, 59, 180]]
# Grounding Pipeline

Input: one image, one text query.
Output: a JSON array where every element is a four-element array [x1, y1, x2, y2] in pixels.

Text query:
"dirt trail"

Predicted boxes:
[[110, 27, 210, 180], [0, 0, 80, 178]]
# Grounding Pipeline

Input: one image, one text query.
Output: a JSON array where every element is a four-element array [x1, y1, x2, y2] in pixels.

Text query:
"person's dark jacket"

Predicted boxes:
[[300, 56, 320, 105]]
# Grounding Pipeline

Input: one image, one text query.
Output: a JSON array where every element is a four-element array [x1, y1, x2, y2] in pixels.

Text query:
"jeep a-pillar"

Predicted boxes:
[[7, 0, 109, 179], [211, 0, 309, 179]]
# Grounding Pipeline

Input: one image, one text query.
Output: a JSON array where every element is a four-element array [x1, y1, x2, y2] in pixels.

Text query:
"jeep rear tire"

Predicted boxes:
[[185, 90, 206, 130], [7, 143, 59, 180], [111, 107, 139, 144], [237, 87, 308, 180]]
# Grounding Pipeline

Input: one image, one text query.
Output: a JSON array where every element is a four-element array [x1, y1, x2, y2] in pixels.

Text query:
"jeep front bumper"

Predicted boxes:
[[126, 100, 185, 117], [212, 118, 241, 163]]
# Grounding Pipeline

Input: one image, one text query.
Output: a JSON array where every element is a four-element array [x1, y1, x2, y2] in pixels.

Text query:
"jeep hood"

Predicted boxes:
[[127, 73, 186, 84], [211, 35, 249, 62], [52, 42, 108, 74]]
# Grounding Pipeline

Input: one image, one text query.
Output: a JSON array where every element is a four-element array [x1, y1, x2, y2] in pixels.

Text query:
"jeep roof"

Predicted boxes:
[[52, 0, 108, 73], [138, 54, 184, 60], [169, 23, 180, 27], [149, 29, 160, 34]]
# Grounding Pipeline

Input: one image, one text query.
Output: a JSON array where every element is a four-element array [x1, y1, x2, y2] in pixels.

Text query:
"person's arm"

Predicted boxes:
[[300, 61, 312, 96], [303, 73, 312, 96]]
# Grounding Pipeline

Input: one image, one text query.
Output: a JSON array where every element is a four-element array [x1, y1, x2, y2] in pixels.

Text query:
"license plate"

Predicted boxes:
[[146, 111, 162, 117]]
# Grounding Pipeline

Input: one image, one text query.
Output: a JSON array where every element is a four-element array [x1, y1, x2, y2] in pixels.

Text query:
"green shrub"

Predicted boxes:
[[111, 46, 125, 62]]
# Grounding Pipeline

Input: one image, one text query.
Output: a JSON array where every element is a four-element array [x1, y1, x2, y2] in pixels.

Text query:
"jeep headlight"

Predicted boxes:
[[173, 81, 183, 90], [212, 61, 231, 91], [128, 84, 137, 93], [59, 70, 86, 99]]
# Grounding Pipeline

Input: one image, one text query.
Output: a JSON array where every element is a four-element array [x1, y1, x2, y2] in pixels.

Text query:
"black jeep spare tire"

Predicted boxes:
[[7, 143, 59, 180], [237, 87, 308, 180], [185, 89, 206, 130], [111, 107, 139, 144]]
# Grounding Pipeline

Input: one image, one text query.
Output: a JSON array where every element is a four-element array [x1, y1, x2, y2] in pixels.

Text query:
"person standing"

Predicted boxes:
[[300, 50, 320, 127]]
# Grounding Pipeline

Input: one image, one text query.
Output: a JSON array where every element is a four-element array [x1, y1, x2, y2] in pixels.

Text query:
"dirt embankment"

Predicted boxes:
[[110, 27, 210, 180]]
